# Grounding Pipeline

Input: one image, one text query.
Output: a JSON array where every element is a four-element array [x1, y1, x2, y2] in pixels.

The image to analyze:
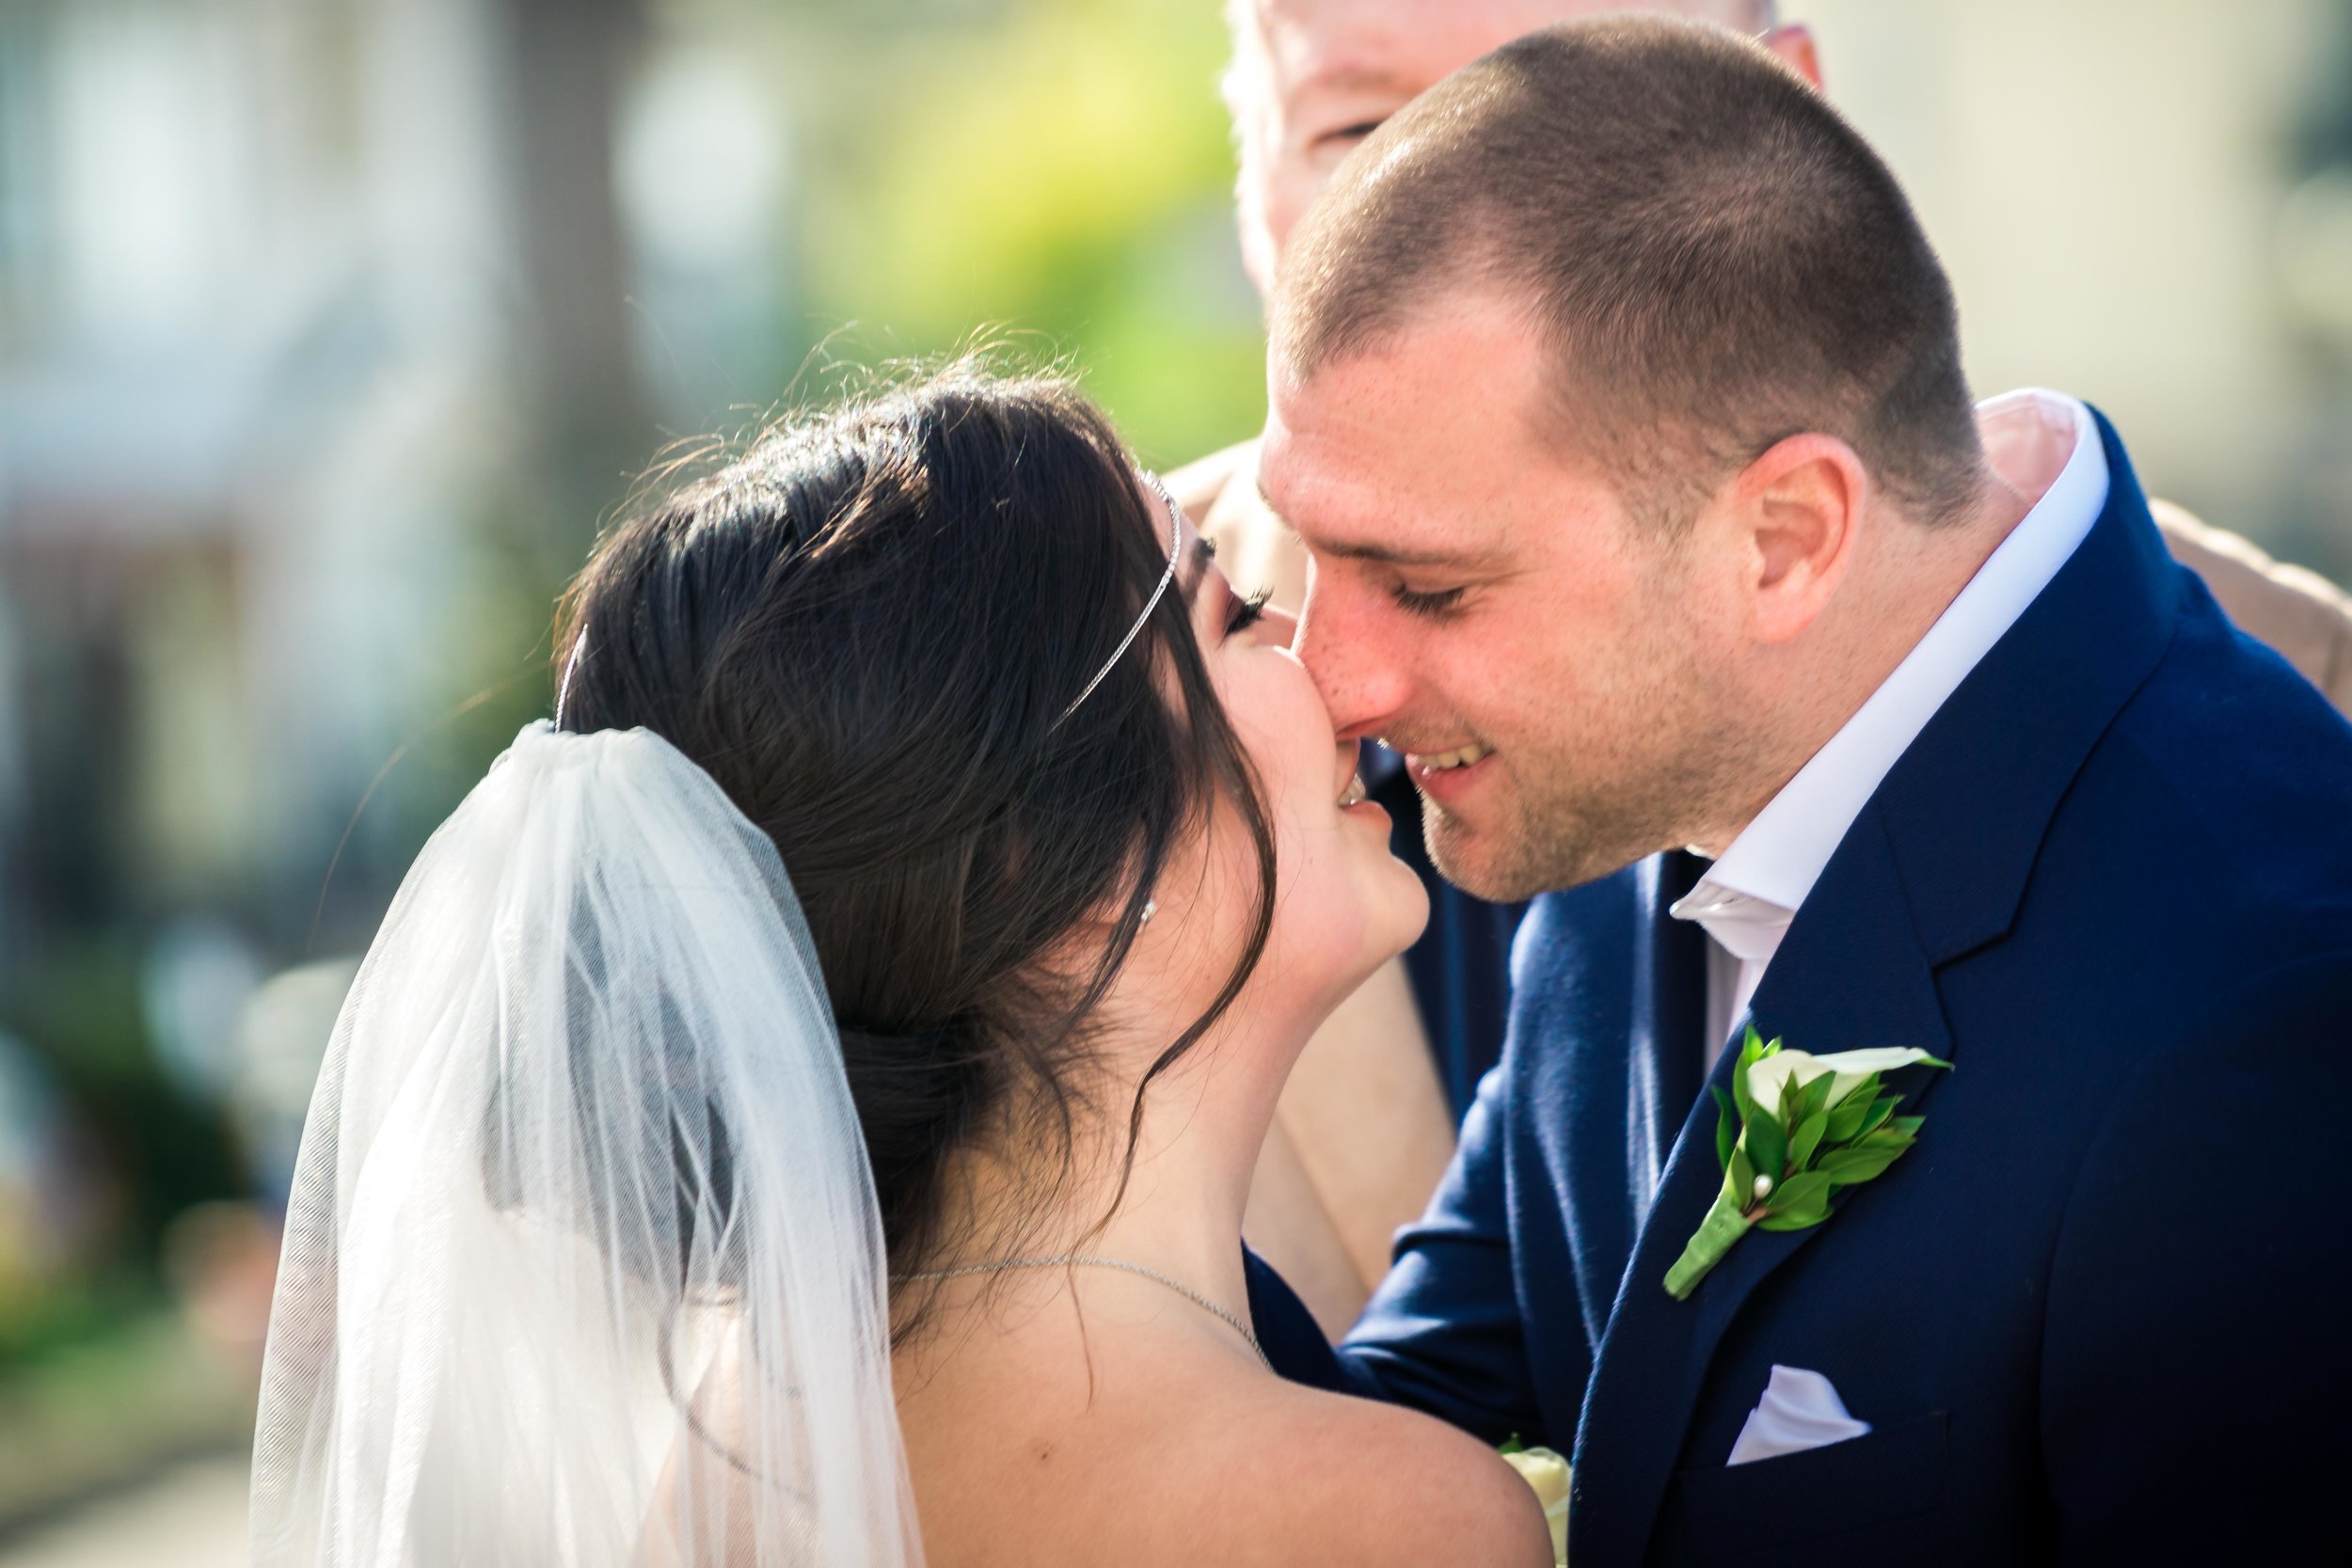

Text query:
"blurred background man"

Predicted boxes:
[[1184, 0, 2352, 1333]]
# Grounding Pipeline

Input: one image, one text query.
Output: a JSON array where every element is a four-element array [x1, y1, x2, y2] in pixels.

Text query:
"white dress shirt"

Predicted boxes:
[[1672, 389, 2112, 1065]]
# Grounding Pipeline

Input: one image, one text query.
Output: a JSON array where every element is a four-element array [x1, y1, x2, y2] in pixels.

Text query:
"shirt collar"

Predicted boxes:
[[1677, 388, 2110, 926]]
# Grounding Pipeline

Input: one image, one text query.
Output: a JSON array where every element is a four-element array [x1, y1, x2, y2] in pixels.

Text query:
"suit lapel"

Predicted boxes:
[[1679, 810, 1960, 1370], [1568, 809, 1951, 1566], [1567, 409, 2182, 1565]]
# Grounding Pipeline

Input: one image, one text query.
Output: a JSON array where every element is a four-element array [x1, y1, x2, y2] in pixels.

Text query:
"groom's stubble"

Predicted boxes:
[[1416, 530, 1761, 903]]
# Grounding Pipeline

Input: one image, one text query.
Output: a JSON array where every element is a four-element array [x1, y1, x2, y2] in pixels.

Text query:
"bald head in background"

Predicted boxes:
[[1223, 0, 1785, 294]]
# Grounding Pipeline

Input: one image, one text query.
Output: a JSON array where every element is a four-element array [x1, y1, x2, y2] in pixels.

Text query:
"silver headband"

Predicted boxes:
[[1053, 473, 1185, 729]]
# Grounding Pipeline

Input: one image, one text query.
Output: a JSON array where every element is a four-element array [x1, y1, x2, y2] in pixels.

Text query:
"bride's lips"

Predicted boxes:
[[1336, 763, 1388, 825], [1333, 747, 1388, 824], [1403, 742, 1496, 806]]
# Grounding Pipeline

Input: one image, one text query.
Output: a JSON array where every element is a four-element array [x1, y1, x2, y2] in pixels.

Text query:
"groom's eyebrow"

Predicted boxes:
[[1255, 481, 1495, 569], [1315, 538, 1495, 568]]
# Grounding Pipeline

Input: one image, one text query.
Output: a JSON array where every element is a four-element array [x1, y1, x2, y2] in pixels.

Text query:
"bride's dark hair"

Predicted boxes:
[[554, 363, 1276, 1316]]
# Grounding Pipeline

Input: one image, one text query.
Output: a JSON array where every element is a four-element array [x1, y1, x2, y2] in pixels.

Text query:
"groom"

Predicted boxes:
[[1255, 18, 2352, 1563], [1204, 0, 2352, 1340]]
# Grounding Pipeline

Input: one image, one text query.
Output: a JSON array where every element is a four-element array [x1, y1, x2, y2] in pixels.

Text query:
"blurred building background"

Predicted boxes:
[[0, 0, 2344, 1557]]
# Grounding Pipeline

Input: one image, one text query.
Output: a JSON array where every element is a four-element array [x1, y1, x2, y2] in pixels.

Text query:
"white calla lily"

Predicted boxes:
[[1669, 1032, 1951, 1300], [1746, 1046, 1944, 1117]]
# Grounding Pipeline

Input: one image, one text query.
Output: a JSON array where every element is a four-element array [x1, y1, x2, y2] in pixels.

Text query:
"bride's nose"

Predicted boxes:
[[1259, 604, 1300, 651]]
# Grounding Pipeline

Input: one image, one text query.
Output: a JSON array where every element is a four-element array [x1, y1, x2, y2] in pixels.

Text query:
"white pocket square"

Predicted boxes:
[[1726, 1365, 1873, 1466]]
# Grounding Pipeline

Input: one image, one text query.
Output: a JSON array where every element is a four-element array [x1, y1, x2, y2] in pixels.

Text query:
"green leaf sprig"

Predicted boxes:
[[1663, 1027, 1949, 1299]]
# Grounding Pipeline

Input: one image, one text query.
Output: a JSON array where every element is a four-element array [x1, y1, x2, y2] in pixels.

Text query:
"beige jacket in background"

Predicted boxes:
[[2153, 500, 2352, 710]]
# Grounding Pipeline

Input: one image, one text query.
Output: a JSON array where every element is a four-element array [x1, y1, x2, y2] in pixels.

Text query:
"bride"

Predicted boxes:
[[246, 364, 1553, 1567]]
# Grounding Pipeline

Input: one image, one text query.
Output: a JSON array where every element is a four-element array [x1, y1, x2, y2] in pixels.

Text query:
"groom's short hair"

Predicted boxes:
[[1272, 17, 1984, 531]]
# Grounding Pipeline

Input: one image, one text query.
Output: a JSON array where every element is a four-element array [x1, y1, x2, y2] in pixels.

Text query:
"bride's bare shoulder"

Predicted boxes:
[[1203, 1382, 1554, 1568]]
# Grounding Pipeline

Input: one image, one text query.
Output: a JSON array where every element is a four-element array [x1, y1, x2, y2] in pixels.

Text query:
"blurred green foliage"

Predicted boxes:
[[5, 937, 241, 1261], [791, 0, 1265, 467]]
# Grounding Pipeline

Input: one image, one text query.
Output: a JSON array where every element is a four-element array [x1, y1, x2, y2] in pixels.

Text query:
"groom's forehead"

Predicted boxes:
[[1263, 345, 1602, 561], [1256, 458, 1510, 568]]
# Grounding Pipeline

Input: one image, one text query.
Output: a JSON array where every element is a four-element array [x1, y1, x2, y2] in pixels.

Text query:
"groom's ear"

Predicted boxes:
[[1761, 24, 1825, 90], [1730, 434, 1866, 645]]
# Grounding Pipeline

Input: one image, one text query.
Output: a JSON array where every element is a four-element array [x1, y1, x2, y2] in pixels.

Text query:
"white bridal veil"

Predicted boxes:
[[249, 721, 922, 1567]]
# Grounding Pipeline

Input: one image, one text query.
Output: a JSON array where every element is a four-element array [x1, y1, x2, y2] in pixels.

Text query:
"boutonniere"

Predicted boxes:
[[1664, 1028, 1950, 1299]]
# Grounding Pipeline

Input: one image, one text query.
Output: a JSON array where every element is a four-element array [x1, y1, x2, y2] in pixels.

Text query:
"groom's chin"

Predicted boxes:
[[1425, 806, 1635, 903], [1423, 811, 1549, 904]]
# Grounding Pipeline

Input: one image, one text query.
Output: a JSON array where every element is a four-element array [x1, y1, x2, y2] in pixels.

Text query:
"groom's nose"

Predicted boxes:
[[1295, 573, 1410, 743]]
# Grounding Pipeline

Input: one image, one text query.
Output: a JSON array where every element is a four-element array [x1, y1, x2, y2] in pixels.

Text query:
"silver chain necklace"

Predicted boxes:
[[896, 1254, 1271, 1370]]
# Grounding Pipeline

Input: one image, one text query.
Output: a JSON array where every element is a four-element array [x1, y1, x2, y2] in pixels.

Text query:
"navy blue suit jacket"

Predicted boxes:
[[1321, 414, 2352, 1564]]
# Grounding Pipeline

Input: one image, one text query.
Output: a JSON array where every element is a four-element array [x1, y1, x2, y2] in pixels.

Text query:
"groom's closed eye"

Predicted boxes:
[[1391, 582, 1469, 619]]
